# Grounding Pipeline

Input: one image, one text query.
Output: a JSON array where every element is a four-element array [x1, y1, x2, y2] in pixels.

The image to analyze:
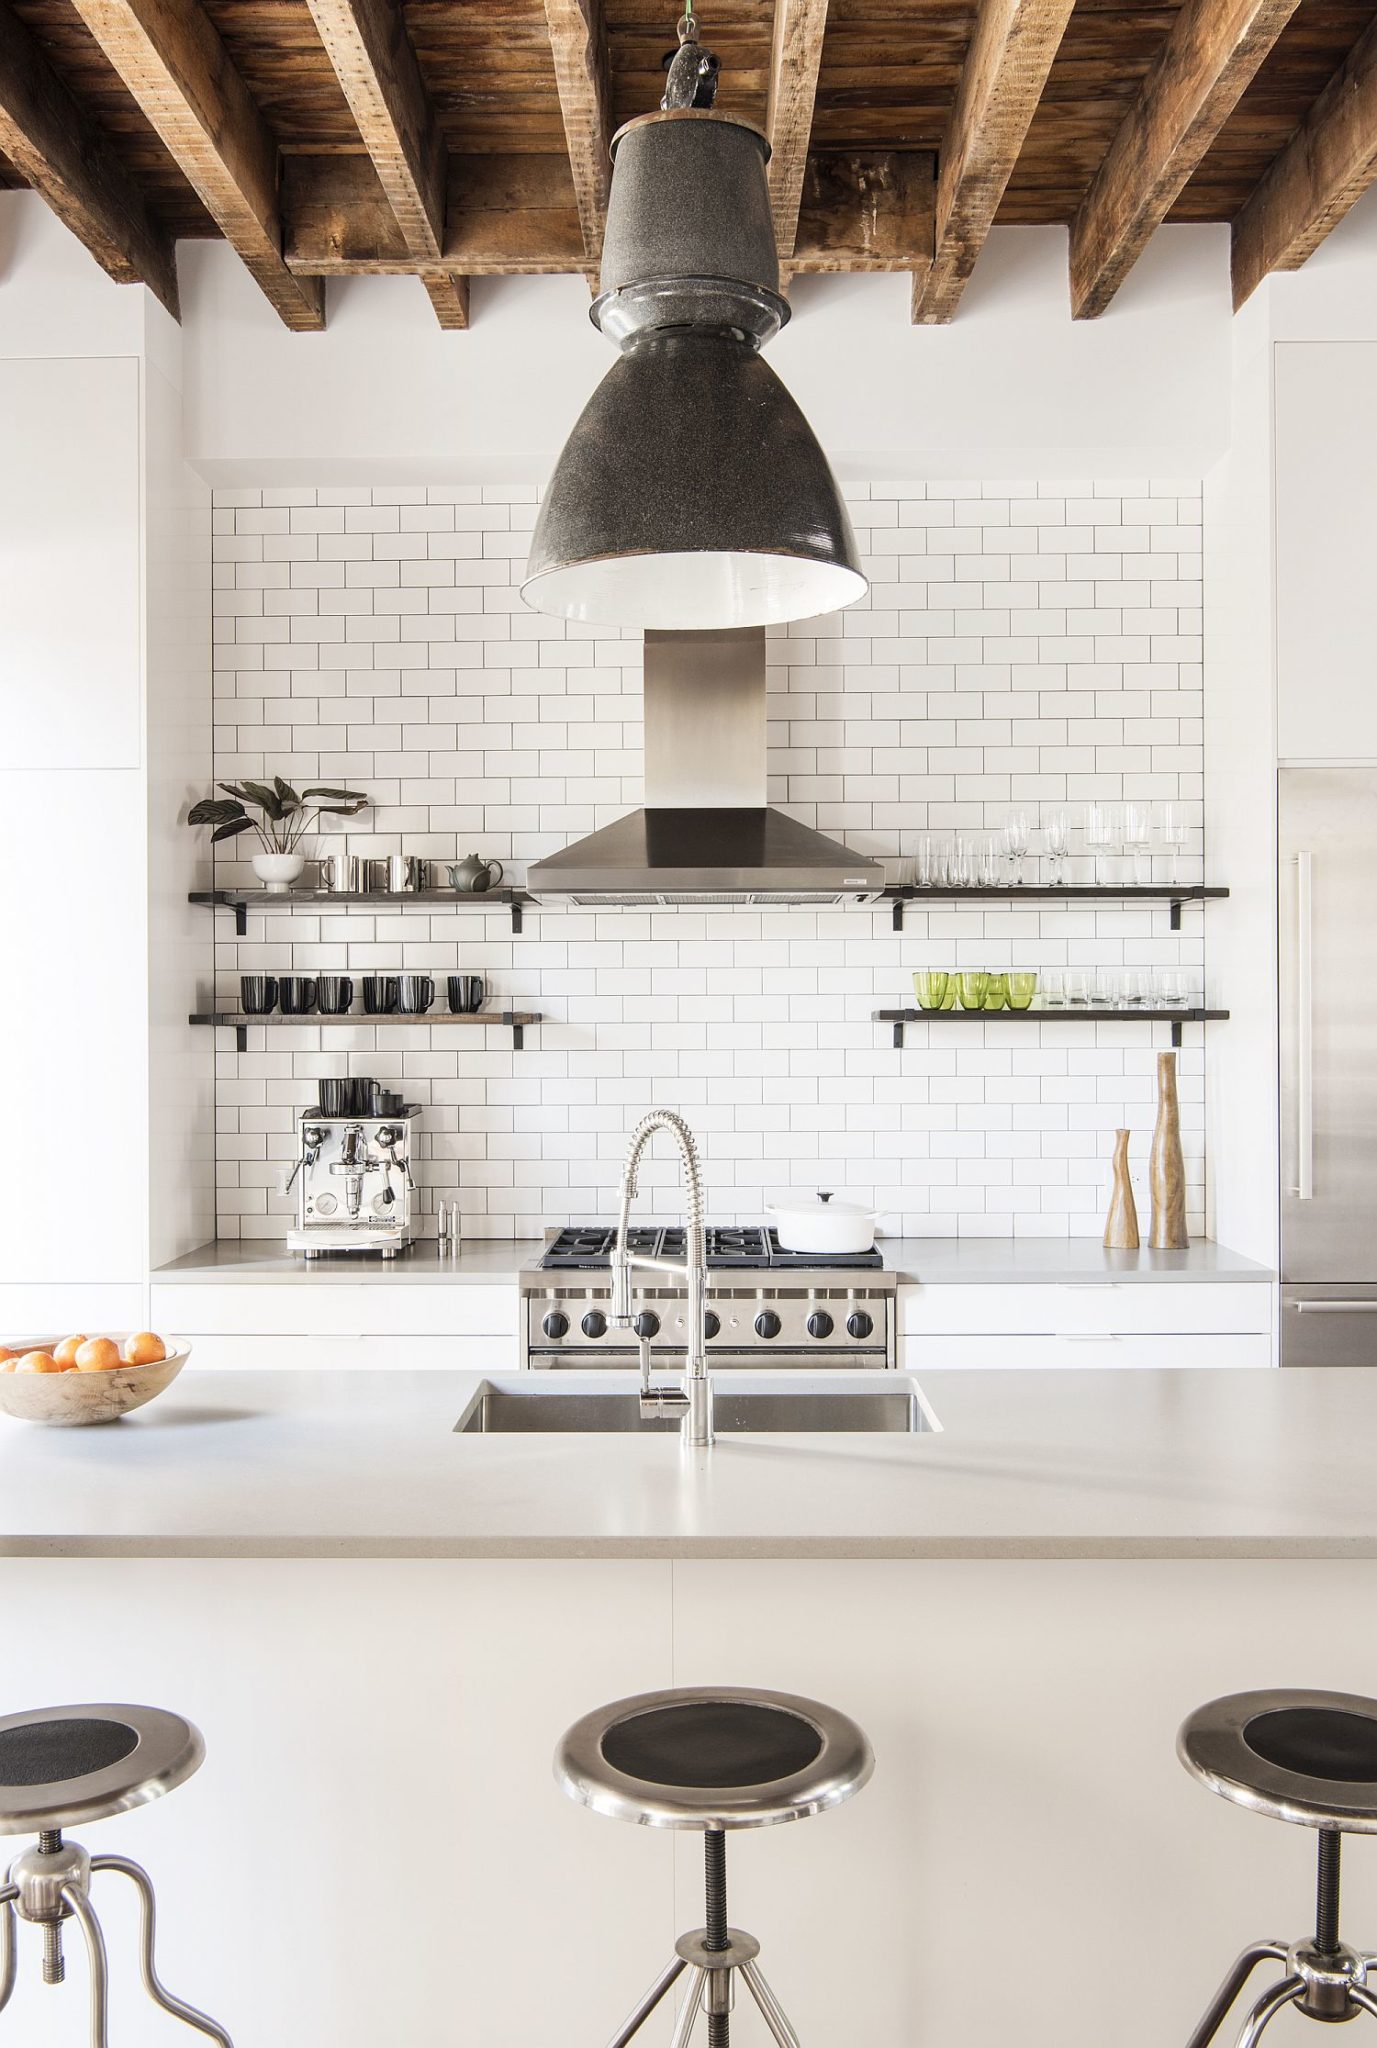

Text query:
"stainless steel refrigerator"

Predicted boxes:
[[1280, 767, 1377, 1363]]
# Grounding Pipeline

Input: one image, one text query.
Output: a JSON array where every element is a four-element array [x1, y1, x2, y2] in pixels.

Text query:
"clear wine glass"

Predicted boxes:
[[1043, 807, 1071, 886], [1156, 801, 1189, 886], [1123, 801, 1152, 887], [1003, 809, 1030, 886], [1084, 802, 1122, 888]]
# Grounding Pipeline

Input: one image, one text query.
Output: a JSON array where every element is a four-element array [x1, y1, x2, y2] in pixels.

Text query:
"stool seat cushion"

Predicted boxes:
[[556, 1686, 873, 1830], [1180, 1689, 1377, 1832], [0, 1705, 204, 1835]]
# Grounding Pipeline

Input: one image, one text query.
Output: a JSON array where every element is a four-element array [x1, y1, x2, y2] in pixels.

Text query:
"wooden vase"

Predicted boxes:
[[1103, 1129, 1139, 1250], [1148, 1050, 1189, 1249]]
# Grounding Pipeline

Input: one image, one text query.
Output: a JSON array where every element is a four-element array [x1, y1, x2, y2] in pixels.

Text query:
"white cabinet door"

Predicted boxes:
[[1276, 341, 1377, 761], [900, 1333, 1272, 1370], [898, 1282, 1272, 1337], [0, 357, 142, 769]]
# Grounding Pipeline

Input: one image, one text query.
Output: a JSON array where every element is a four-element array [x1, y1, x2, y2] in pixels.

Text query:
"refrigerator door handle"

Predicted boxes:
[[1291, 1300, 1377, 1313], [1295, 848, 1314, 1200]]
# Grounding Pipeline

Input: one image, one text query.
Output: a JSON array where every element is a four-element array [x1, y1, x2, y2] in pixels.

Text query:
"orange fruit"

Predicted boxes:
[[74, 1338, 122, 1374], [16, 1352, 62, 1374], [52, 1336, 87, 1369], [123, 1332, 167, 1366], [0, 1354, 16, 1372]]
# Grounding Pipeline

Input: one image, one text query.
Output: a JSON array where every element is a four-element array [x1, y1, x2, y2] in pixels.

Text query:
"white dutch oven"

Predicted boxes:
[[765, 1192, 879, 1255]]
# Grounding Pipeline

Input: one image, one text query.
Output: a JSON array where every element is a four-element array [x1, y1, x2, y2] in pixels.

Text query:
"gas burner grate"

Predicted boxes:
[[540, 1225, 882, 1270]]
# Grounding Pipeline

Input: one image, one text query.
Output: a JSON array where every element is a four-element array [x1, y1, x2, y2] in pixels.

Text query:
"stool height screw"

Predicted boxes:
[[1317, 1830, 1342, 1956], [703, 1830, 729, 2048], [37, 1832, 64, 1984]]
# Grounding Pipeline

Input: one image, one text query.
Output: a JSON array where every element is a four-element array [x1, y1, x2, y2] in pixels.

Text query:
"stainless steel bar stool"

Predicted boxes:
[[1179, 1688, 1377, 2045], [556, 1684, 873, 2048], [0, 1703, 233, 2047]]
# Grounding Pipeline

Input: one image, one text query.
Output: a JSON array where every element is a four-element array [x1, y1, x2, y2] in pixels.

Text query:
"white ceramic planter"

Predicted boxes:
[[252, 853, 307, 893]]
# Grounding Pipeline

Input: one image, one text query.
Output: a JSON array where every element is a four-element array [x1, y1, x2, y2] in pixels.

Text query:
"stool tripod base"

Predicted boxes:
[[0, 1837, 233, 2048]]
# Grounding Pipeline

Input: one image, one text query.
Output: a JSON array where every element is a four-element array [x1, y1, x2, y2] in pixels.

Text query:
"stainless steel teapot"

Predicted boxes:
[[445, 854, 505, 894]]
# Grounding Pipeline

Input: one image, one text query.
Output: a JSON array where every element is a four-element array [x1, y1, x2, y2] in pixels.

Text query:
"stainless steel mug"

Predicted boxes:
[[320, 853, 361, 893], [387, 854, 426, 893]]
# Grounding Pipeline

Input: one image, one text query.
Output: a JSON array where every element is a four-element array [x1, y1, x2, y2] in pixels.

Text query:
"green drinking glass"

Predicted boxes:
[[982, 974, 1008, 1012], [1007, 972, 1038, 1011], [958, 971, 989, 1011], [913, 970, 950, 1012], [941, 977, 957, 1009]]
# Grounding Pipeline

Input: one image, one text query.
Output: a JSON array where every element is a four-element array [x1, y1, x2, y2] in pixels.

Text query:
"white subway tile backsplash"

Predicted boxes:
[[208, 479, 1207, 1241]]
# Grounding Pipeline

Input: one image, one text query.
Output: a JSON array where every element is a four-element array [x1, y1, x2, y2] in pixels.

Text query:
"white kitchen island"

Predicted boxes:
[[0, 1364, 1369, 2048]]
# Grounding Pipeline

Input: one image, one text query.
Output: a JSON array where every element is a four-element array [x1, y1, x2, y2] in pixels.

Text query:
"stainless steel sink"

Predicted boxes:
[[455, 1375, 934, 1435]]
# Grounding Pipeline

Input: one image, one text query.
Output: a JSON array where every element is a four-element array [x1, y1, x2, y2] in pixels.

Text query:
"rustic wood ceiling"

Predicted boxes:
[[0, 0, 1374, 329]]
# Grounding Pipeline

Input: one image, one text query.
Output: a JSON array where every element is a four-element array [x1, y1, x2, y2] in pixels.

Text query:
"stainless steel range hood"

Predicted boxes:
[[525, 628, 885, 907]]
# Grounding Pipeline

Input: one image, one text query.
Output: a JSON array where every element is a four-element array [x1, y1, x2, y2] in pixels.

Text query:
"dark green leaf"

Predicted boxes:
[[238, 779, 285, 819], [210, 818, 253, 843], [303, 787, 370, 804], [273, 775, 301, 807], [189, 798, 245, 827]]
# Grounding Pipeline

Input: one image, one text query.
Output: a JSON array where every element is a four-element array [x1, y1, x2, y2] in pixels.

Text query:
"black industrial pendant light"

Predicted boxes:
[[521, 14, 866, 631]]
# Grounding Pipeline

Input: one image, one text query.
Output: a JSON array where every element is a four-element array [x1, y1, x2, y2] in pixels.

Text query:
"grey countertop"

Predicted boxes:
[[153, 1237, 1274, 1287], [0, 1363, 1360, 1562]]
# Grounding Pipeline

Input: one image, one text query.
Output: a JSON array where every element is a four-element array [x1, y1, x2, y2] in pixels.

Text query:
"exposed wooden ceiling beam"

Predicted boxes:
[[1070, 0, 1302, 319], [541, 0, 612, 266], [283, 154, 587, 275], [911, 0, 1075, 324], [1232, 13, 1377, 311], [787, 150, 934, 274], [766, 0, 830, 258], [67, 0, 324, 330], [0, 0, 179, 317], [303, 0, 468, 329]]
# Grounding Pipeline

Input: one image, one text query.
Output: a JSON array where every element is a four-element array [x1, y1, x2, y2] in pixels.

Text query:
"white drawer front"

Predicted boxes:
[[899, 1332, 1272, 1371], [177, 1332, 518, 1371], [897, 1283, 1272, 1338], [149, 1282, 518, 1340]]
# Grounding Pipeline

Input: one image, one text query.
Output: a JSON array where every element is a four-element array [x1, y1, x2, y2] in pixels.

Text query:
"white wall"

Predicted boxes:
[[176, 220, 1233, 485]]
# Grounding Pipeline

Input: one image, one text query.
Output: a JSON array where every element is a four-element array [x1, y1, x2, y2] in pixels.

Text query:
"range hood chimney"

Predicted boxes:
[[525, 629, 885, 907]]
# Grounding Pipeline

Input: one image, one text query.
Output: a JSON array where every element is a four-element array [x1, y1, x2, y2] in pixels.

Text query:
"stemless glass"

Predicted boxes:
[[982, 973, 1008, 1011], [976, 836, 1002, 888], [1007, 972, 1038, 1011], [1157, 967, 1187, 1010], [949, 837, 973, 888], [1041, 970, 1065, 1008], [1043, 807, 1071, 886], [1003, 809, 1030, 885], [958, 971, 989, 1011], [913, 970, 950, 1012], [1065, 971, 1090, 1007], [1118, 969, 1148, 1008], [916, 836, 937, 889]]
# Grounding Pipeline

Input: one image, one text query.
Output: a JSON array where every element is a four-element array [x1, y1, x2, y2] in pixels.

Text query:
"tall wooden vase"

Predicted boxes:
[[1149, 1050, 1189, 1249], [1103, 1129, 1139, 1250]]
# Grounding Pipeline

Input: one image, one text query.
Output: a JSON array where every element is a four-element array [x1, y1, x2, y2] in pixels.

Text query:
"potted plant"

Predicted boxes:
[[188, 778, 371, 892]]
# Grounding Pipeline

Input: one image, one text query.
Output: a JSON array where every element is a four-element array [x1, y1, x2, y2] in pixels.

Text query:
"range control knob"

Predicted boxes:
[[581, 1310, 607, 1339], [754, 1310, 782, 1340], [806, 1311, 834, 1339], [633, 1310, 660, 1340], [703, 1311, 721, 1340], [542, 1311, 569, 1340], [846, 1310, 874, 1341]]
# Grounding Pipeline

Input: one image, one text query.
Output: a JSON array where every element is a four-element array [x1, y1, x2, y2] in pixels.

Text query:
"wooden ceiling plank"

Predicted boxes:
[[542, 0, 612, 264], [304, 0, 469, 326], [911, 0, 1076, 325], [1232, 13, 1377, 309], [788, 148, 935, 271], [766, 0, 830, 257], [0, 0, 179, 316], [67, 0, 324, 330], [1070, 0, 1303, 319], [282, 151, 587, 274]]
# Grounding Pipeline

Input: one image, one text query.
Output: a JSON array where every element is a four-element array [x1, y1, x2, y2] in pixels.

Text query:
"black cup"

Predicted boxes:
[[316, 975, 354, 1015], [346, 1077, 375, 1115], [318, 1078, 347, 1116], [369, 1082, 404, 1117], [240, 975, 278, 1015], [362, 976, 398, 1015], [278, 976, 319, 1016], [397, 973, 435, 1015], [447, 974, 485, 1015]]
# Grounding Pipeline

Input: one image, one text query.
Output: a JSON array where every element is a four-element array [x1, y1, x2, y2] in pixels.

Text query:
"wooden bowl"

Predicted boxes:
[[0, 1340, 190, 1426]]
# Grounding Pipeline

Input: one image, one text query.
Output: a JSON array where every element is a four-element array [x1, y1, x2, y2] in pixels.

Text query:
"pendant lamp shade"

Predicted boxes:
[[522, 329, 866, 630], [521, 102, 866, 631]]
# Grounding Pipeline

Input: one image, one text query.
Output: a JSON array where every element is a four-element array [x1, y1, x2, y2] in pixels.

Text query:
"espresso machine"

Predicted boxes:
[[285, 1106, 421, 1259]]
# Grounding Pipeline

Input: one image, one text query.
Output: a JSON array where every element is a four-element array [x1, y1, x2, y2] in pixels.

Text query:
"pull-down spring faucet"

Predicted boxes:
[[609, 1109, 712, 1448]]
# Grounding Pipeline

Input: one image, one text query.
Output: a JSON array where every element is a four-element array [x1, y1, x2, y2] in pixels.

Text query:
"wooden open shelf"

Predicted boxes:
[[190, 887, 531, 934], [882, 885, 1229, 932], [874, 1006, 1229, 1049], [189, 1010, 542, 1051]]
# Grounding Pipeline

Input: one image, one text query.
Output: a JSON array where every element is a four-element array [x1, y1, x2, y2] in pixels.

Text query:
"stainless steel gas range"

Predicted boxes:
[[520, 1225, 897, 1370]]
